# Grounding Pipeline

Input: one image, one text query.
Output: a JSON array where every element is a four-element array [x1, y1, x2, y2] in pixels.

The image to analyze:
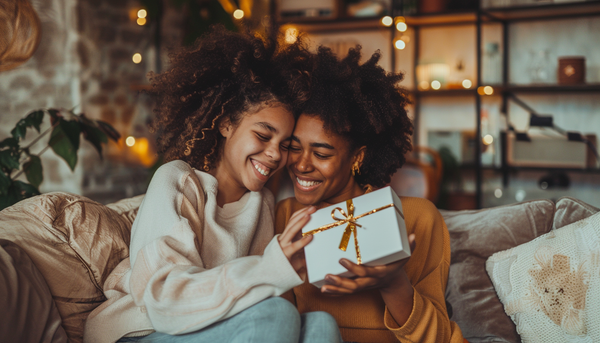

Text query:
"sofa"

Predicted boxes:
[[0, 191, 597, 343]]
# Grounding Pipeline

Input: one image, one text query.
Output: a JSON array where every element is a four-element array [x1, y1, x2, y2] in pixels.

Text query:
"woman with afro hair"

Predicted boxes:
[[275, 46, 466, 343], [84, 27, 342, 343]]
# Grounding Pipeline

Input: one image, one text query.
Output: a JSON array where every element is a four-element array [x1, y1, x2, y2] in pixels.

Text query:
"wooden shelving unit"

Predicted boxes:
[[275, 1, 600, 208]]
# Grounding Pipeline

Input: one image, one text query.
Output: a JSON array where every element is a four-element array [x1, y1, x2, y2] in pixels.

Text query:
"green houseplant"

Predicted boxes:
[[0, 108, 120, 210]]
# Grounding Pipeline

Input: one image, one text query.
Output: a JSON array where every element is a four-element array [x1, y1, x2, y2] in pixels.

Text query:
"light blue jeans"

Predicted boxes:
[[117, 297, 342, 343]]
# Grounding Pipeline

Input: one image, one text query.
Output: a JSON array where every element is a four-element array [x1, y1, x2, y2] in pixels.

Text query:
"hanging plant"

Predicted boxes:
[[0, 109, 120, 210]]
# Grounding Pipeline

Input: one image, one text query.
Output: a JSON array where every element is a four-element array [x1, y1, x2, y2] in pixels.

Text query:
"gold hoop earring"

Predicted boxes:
[[351, 163, 361, 176]]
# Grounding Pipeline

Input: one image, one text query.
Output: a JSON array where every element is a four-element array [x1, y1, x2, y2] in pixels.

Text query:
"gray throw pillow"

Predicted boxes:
[[441, 199, 555, 343]]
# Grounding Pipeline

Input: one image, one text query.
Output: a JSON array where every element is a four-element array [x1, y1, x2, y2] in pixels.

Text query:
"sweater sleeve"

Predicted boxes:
[[127, 161, 303, 335], [383, 197, 464, 343]]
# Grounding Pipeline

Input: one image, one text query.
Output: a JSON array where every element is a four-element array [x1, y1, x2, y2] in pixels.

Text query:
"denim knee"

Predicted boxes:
[[255, 297, 301, 325]]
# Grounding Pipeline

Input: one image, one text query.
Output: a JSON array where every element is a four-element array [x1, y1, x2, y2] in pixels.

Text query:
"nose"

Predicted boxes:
[[294, 152, 313, 173], [265, 142, 282, 162]]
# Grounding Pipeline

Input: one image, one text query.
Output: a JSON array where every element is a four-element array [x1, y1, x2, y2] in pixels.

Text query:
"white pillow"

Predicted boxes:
[[486, 211, 600, 343]]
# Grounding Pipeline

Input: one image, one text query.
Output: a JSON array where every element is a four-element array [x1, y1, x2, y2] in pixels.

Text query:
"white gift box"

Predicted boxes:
[[302, 186, 410, 288]]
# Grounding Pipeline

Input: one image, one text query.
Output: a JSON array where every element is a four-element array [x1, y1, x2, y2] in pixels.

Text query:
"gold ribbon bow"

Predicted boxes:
[[302, 199, 396, 264]]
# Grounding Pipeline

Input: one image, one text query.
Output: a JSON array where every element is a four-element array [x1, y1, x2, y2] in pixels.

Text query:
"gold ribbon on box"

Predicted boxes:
[[302, 199, 402, 264]]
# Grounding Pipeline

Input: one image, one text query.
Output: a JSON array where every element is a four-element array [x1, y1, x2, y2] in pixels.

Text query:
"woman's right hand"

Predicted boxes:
[[278, 206, 316, 277]]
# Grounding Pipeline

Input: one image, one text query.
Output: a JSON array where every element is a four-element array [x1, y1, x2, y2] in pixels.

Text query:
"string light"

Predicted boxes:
[[137, 17, 146, 26], [483, 134, 494, 145], [233, 9, 244, 19], [132, 53, 142, 64], [477, 86, 494, 95], [137, 9, 147, 18], [285, 27, 298, 44], [419, 81, 430, 90], [396, 22, 407, 32], [431, 80, 441, 90], [494, 188, 503, 198], [462, 79, 472, 88], [394, 40, 406, 50], [381, 16, 393, 27], [126, 136, 136, 147]]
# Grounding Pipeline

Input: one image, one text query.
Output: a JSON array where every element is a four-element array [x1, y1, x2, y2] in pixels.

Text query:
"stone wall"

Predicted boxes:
[[0, 0, 184, 204]]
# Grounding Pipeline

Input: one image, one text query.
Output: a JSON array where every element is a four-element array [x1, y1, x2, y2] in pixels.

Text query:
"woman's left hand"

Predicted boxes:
[[321, 234, 416, 295]]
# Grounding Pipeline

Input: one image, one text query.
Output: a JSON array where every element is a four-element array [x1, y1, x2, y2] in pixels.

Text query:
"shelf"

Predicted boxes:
[[502, 84, 600, 93], [482, 1, 600, 21], [278, 17, 386, 33], [460, 164, 600, 174], [404, 11, 479, 26], [410, 84, 600, 96], [414, 88, 478, 96]]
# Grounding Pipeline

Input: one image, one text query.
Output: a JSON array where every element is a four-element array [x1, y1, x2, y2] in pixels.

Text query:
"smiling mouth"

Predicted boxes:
[[251, 159, 271, 177], [295, 176, 322, 190]]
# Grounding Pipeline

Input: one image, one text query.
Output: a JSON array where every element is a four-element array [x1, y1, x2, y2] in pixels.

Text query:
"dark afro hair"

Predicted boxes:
[[302, 46, 413, 188], [148, 26, 311, 171]]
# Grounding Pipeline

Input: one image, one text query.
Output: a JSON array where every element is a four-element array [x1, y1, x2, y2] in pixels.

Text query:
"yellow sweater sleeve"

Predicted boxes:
[[383, 197, 464, 343]]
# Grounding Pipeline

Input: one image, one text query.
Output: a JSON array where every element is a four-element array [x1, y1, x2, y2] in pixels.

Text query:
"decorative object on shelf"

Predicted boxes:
[[278, 0, 338, 20], [0, 0, 41, 72], [0, 109, 120, 210], [503, 94, 599, 169], [482, 42, 501, 85], [417, 62, 450, 90], [527, 49, 553, 83], [345, 0, 390, 17], [418, 0, 449, 13], [558, 56, 585, 85]]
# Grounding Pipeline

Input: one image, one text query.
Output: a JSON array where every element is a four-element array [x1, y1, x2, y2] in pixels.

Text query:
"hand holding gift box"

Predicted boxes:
[[302, 186, 411, 288]]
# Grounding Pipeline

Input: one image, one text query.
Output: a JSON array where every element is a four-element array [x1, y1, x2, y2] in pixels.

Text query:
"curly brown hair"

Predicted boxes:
[[148, 26, 311, 171], [302, 46, 413, 188]]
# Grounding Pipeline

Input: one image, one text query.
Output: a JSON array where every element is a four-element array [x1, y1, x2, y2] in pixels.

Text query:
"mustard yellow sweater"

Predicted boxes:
[[275, 195, 465, 343]]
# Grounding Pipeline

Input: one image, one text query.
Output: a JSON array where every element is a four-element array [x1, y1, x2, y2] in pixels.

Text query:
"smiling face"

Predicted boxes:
[[287, 114, 365, 206], [216, 105, 295, 198]]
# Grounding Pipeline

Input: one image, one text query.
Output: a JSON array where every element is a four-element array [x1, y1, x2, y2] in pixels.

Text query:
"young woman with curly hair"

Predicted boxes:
[[275, 46, 466, 343], [83, 27, 342, 343]]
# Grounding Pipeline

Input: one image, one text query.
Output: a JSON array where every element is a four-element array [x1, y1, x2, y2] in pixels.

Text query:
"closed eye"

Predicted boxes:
[[255, 132, 270, 142]]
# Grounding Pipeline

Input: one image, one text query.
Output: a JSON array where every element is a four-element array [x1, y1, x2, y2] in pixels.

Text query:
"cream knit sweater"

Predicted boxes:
[[84, 160, 303, 343]]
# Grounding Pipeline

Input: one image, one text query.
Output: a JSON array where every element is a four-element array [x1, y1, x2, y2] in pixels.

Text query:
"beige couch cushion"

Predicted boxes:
[[486, 211, 600, 342], [441, 199, 555, 343], [0, 239, 68, 343], [0, 192, 139, 343]]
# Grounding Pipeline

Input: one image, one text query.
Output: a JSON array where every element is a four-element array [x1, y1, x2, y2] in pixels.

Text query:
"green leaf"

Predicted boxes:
[[96, 120, 121, 142], [23, 155, 43, 188], [80, 123, 108, 158], [10, 110, 45, 140], [0, 150, 20, 170], [48, 109, 61, 126], [13, 180, 40, 198], [26, 110, 44, 133], [49, 119, 81, 171], [0, 170, 11, 195], [0, 137, 18, 149]]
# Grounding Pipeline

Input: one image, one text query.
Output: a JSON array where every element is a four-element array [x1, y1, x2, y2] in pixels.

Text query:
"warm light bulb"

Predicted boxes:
[[285, 27, 298, 44], [483, 134, 494, 145], [494, 188, 503, 198], [137, 17, 146, 26], [126, 136, 136, 147], [137, 9, 147, 18], [462, 79, 472, 88], [419, 81, 430, 90], [381, 16, 393, 27], [396, 22, 407, 32], [394, 40, 406, 50], [233, 9, 244, 19], [431, 80, 441, 90], [484, 86, 494, 95], [132, 53, 142, 64]]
